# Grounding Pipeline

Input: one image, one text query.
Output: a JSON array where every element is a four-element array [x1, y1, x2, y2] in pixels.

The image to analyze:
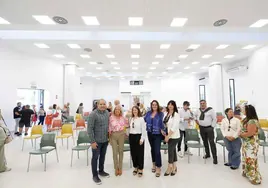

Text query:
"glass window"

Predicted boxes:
[[199, 85, 206, 101], [229, 79, 236, 109]]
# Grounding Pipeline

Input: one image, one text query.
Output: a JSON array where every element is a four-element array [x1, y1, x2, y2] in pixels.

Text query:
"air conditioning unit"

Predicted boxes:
[[227, 65, 248, 73]]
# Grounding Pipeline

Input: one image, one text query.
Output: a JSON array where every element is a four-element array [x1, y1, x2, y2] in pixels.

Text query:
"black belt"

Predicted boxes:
[[200, 125, 212, 128]]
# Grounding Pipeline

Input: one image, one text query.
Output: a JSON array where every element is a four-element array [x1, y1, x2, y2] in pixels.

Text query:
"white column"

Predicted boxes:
[[208, 63, 224, 113], [63, 65, 81, 116]]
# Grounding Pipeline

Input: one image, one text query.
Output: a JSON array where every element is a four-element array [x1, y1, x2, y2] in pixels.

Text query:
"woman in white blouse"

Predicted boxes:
[[162, 100, 180, 176], [129, 106, 146, 177], [221, 108, 242, 170]]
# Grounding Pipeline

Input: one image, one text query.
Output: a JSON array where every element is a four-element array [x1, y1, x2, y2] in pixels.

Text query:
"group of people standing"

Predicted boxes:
[[87, 99, 262, 185]]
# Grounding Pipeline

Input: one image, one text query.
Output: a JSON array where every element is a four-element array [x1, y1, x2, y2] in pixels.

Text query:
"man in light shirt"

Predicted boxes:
[[178, 101, 193, 157], [195, 100, 218, 164]]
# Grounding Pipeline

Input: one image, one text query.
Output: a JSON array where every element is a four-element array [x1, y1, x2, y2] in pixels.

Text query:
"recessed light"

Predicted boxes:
[[188, 44, 200, 49], [99, 44, 111, 49], [147, 72, 153, 74], [172, 61, 180, 65], [200, 66, 208, 70], [170, 18, 188, 27], [178, 55, 188, 59], [132, 67, 139, 70], [149, 67, 156, 70], [32, 15, 56, 25], [80, 54, 91, 58], [162, 72, 168, 74], [184, 66, 190, 69], [192, 61, 200, 65], [77, 67, 84, 70], [111, 62, 118, 65], [81, 16, 100, 25], [96, 67, 102, 70], [114, 67, 120, 70], [89, 62, 97, 65], [86, 72, 92, 74], [250, 19, 268, 28], [53, 54, 65, 58], [131, 55, 140, 58], [216, 44, 229, 49], [166, 67, 174, 70], [242, 45, 257, 49], [152, 62, 159, 65], [106, 54, 115, 58], [202, 54, 212, 59], [34, 43, 50, 48], [224, 55, 235, 59], [131, 44, 140, 49], [0, 17, 10, 24], [67, 44, 81, 49], [67, 62, 77, 65], [160, 44, 171, 49], [128, 17, 143, 26], [155, 54, 164, 58], [132, 62, 139, 65]]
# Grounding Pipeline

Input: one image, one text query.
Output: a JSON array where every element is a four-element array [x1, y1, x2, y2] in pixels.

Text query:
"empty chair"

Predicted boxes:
[[56, 124, 74, 149], [74, 119, 86, 131], [22, 125, 43, 151], [185, 129, 206, 163], [66, 116, 75, 124], [27, 133, 59, 172], [47, 119, 62, 133], [71, 131, 91, 167], [215, 128, 226, 163], [258, 128, 268, 163]]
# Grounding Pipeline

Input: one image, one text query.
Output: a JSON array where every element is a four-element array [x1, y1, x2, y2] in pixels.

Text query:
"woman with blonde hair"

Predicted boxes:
[[109, 105, 128, 176]]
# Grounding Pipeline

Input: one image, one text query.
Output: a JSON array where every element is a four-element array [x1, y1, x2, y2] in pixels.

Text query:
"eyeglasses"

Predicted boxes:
[[132, 122, 135, 128], [228, 126, 231, 131]]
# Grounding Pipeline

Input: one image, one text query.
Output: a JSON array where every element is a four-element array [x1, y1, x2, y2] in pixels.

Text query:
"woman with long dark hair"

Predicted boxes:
[[129, 106, 146, 177], [144, 100, 164, 177], [163, 100, 180, 176], [240, 105, 262, 185]]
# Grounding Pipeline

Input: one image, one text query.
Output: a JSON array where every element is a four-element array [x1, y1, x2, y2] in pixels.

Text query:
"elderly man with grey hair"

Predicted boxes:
[[88, 99, 110, 185]]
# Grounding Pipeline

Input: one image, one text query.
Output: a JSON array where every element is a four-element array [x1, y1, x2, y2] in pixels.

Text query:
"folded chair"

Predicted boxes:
[[22, 125, 43, 151], [27, 133, 59, 172], [71, 131, 91, 167], [56, 124, 74, 149]]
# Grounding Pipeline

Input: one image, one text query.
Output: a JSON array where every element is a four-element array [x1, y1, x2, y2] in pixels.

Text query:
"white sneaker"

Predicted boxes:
[[178, 151, 184, 158], [184, 151, 193, 156]]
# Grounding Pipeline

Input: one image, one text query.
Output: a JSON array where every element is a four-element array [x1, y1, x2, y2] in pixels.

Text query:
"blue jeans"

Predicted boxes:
[[224, 137, 242, 168], [91, 142, 108, 177], [147, 132, 162, 167]]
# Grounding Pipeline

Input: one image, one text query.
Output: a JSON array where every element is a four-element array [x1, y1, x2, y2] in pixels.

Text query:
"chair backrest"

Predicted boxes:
[[77, 131, 90, 145], [31, 125, 43, 136], [75, 114, 82, 120], [40, 133, 56, 148], [185, 129, 200, 142], [258, 128, 266, 141], [52, 119, 62, 128], [67, 116, 74, 122], [124, 138, 130, 145], [76, 119, 86, 128], [259, 119, 268, 128], [61, 124, 73, 135], [216, 112, 223, 116], [215, 128, 224, 142]]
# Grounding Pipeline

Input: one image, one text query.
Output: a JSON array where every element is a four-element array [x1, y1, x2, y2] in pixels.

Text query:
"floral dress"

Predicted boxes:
[[241, 119, 262, 184]]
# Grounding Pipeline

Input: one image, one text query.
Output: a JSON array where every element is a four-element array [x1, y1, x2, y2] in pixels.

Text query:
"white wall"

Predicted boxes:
[[0, 50, 64, 130]]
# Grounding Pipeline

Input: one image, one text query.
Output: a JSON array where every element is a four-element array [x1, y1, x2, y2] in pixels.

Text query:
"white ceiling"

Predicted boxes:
[[0, 0, 268, 79]]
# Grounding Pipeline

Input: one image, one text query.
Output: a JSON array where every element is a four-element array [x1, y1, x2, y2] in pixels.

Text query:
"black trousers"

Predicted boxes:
[[38, 116, 45, 125], [177, 130, 188, 152], [199, 126, 217, 159], [129, 134, 144, 170], [168, 138, 179, 163], [91, 142, 108, 177], [147, 132, 162, 167]]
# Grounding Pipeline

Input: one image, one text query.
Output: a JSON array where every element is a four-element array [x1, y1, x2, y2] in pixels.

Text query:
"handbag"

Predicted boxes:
[[1, 126, 12, 144]]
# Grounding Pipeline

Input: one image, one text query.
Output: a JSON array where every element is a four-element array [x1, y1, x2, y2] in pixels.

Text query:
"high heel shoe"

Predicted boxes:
[[171, 167, 177, 176], [164, 166, 172, 176]]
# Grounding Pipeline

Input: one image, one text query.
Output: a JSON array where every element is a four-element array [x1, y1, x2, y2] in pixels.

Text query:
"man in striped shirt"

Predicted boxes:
[[88, 99, 110, 185]]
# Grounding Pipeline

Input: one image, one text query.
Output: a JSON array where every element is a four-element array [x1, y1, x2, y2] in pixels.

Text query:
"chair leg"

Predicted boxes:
[[71, 150, 73, 167], [22, 139, 25, 151], [264, 146, 266, 163], [223, 146, 226, 163], [41, 154, 43, 163], [188, 149, 190, 164], [78, 151, 80, 159], [67, 138, 69, 150], [87, 150, 89, 166], [198, 148, 200, 156], [55, 149, 59, 162], [34, 139, 37, 149], [61, 138, 63, 146], [31, 139, 33, 147], [44, 154, 47, 171], [27, 154, 31, 172]]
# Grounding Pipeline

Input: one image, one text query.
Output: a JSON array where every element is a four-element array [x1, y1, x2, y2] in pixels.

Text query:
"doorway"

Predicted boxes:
[[17, 89, 46, 109]]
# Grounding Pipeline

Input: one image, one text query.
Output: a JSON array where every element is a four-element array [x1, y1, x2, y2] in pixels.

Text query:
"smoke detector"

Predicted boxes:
[[53, 16, 68, 24], [213, 19, 228, 27], [84, 48, 92, 52]]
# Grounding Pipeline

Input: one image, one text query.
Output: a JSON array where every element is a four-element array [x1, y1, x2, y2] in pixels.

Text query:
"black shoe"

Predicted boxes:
[[213, 158, 218, 165], [14, 132, 19, 135], [24, 133, 28, 136], [99, 171, 110, 178], [224, 163, 231, 166], [17, 133, 22, 136], [203, 155, 211, 159], [230, 166, 238, 170], [93, 176, 102, 185]]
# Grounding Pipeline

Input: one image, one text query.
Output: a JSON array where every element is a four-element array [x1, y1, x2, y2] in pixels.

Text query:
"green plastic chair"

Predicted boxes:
[[66, 116, 75, 123], [71, 131, 91, 167], [258, 128, 268, 163], [27, 133, 59, 172], [123, 138, 132, 168], [215, 128, 226, 163], [160, 141, 168, 150], [185, 129, 206, 164]]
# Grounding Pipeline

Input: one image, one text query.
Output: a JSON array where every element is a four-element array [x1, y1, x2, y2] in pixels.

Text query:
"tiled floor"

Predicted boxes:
[[0, 132, 267, 188]]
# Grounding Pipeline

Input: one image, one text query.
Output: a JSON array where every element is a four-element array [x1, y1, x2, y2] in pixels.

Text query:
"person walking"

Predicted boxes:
[[13, 102, 22, 135], [128, 106, 146, 177], [38, 106, 46, 125], [195, 100, 218, 164], [18, 105, 34, 136], [88, 99, 110, 185]]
